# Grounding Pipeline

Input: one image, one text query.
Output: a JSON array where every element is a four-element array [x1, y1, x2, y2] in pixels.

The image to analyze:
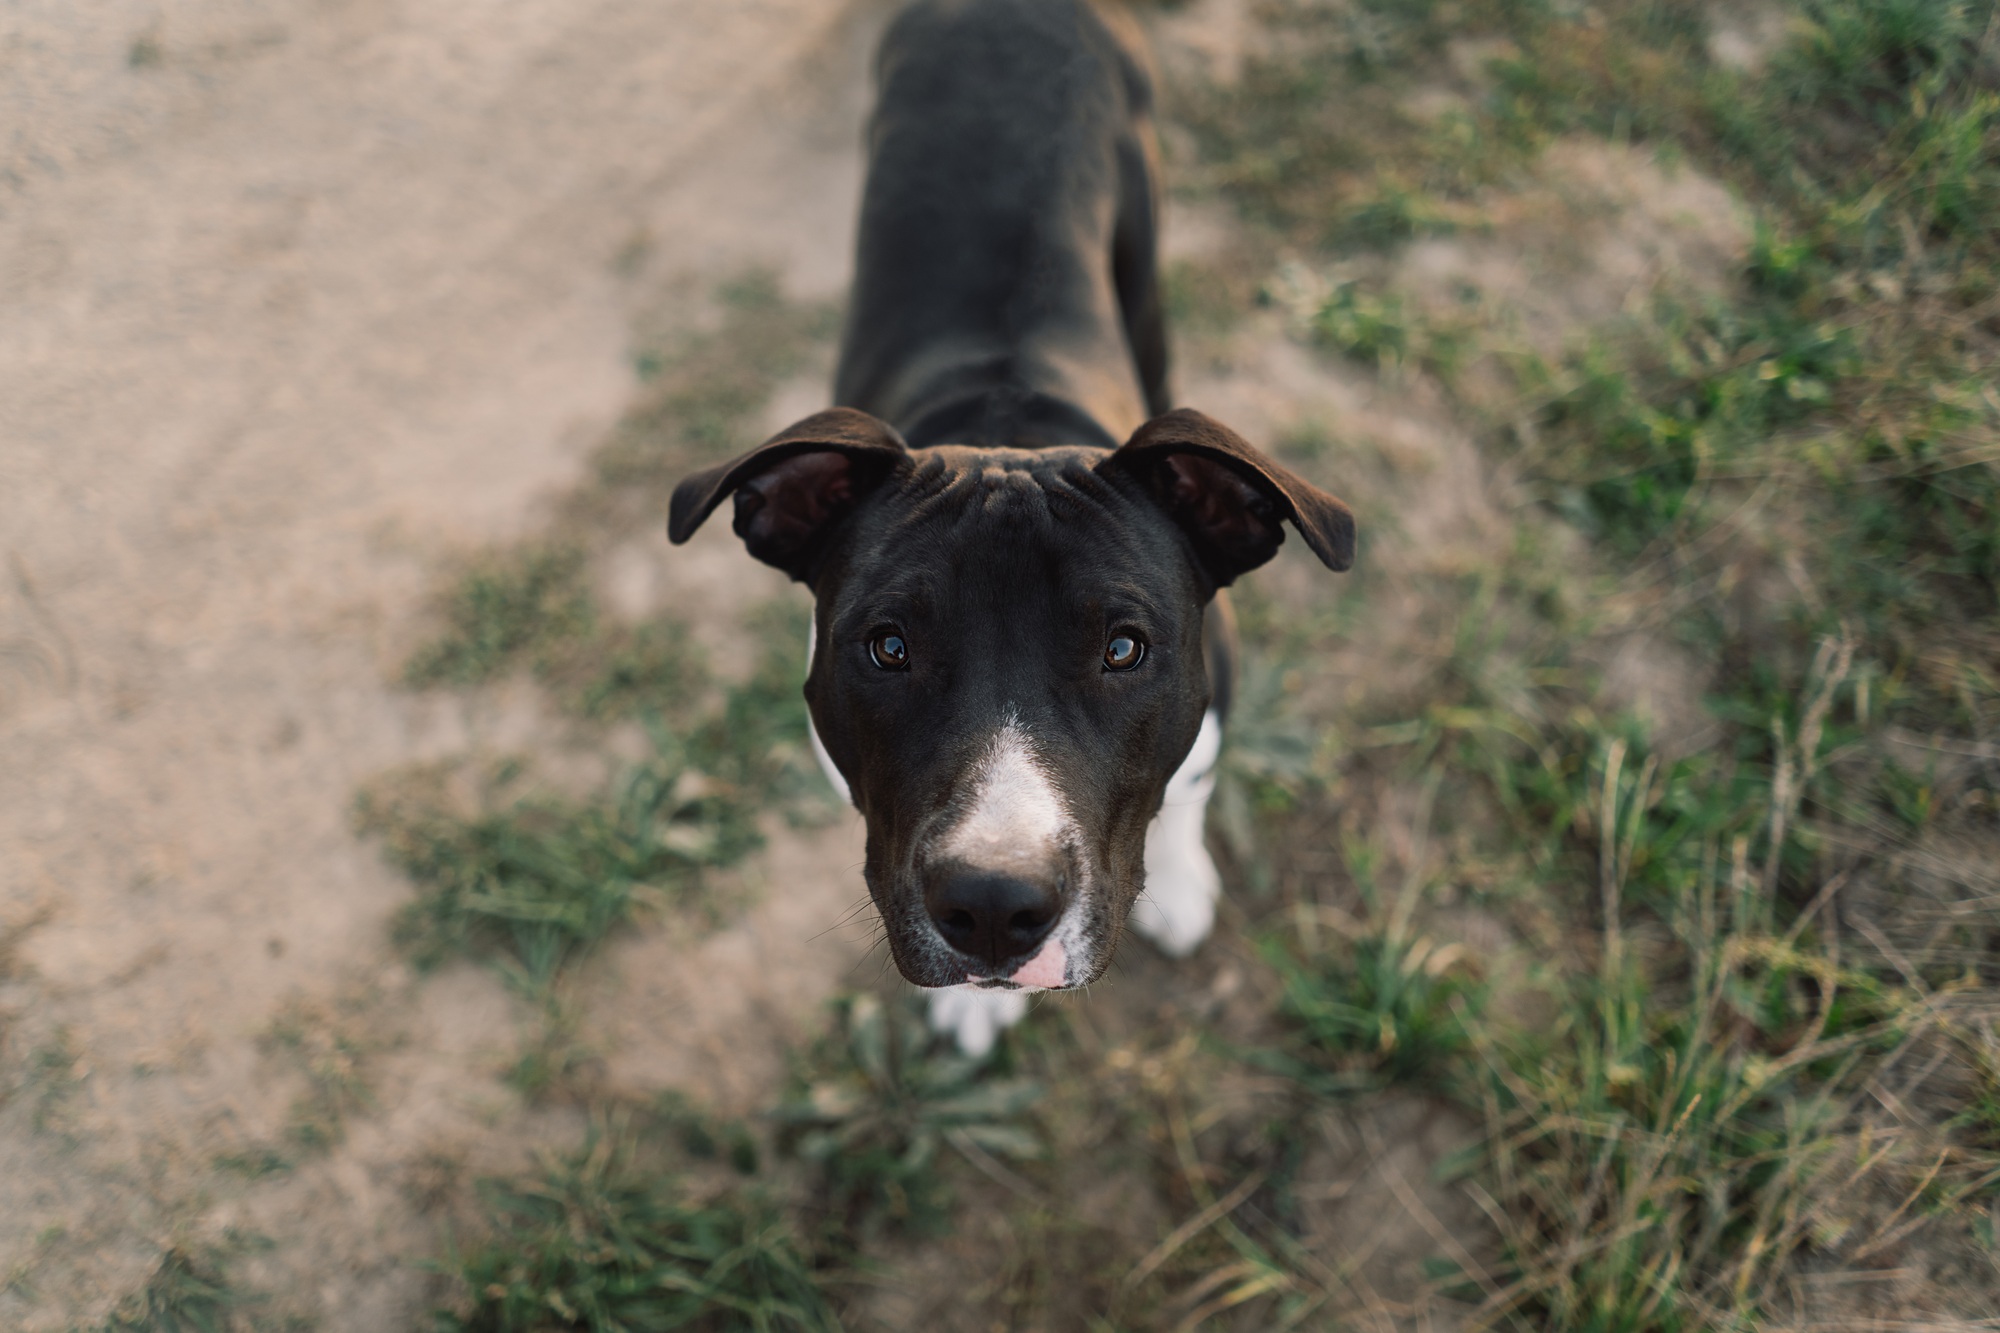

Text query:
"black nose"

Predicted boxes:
[[926, 866, 1061, 971]]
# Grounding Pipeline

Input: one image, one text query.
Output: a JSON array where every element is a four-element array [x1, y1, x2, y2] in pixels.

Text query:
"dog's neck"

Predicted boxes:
[[899, 384, 1123, 452]]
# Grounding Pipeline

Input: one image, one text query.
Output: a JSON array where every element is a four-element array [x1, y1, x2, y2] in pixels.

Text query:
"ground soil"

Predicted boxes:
[[0, 1, 1747, 1325]]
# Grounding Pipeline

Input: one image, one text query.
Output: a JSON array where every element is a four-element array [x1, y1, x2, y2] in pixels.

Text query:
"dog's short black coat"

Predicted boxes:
[[669, 0, 1354, 994], [835, 0, 1168, 452]]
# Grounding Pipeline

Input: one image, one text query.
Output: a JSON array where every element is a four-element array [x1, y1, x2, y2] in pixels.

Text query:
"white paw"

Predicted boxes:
[[928, 986, 1029, 1057], [1131, 709, 1223, 959]]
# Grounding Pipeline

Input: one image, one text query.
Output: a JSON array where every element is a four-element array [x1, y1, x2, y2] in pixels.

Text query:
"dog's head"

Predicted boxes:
[[669, 407, 1352, 991]]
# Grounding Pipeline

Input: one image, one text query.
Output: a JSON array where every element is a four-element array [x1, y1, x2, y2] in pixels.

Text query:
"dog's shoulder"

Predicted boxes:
[[877, 0, 1151, 113]]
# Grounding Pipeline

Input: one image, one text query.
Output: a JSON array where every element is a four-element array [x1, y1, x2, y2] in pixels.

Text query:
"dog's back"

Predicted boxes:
[[834, 0, 1168, 452]]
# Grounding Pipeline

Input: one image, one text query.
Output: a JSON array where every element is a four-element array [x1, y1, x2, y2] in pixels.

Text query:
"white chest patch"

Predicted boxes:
[[941, 720, 1075, 871]]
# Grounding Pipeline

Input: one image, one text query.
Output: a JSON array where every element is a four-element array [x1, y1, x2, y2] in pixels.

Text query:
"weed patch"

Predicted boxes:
[[432, 1127, 835, 1333], [1268, 924, 1480, 1093], [403, 545, 595, 691], [776, 994, 1043, 1247], [362, 606, 825, 1003], [96, 1248, 236, 1333], [1183, 0, 2000, 1315]]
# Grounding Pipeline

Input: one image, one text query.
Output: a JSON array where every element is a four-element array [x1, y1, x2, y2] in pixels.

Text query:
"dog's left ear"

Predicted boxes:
[[668, 407, 911, 582], [1097, 408, 1355, 587]]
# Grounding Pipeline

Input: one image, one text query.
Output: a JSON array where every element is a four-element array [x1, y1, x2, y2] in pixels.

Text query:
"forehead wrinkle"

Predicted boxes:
[[846, 450, 1182, 621]]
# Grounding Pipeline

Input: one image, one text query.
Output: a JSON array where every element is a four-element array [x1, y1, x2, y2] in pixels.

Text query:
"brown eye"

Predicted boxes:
[[1104, 635, 1145, 671], [869, 631, 910, 671]]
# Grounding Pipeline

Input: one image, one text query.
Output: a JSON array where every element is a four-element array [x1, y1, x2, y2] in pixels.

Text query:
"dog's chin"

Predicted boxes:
[[884, 934, 1080, 992], [881, 937, 976, 990]]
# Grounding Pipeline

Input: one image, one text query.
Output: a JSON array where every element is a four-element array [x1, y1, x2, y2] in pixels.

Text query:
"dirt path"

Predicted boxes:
[[0, 1, 887, 1323]]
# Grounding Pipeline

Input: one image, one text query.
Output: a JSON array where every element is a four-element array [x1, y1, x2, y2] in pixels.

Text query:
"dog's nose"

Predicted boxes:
[[926, 866, 1061, 971]]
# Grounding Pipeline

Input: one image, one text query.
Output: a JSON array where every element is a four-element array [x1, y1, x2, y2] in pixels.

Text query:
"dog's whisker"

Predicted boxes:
[[809, 894, 881, 945]]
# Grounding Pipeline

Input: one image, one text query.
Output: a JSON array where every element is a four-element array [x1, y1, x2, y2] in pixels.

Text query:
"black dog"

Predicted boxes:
[[670, 0, 1353, 1052]]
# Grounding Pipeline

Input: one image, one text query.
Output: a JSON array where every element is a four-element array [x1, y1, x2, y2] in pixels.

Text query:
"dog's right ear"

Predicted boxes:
[[668, 407, 910, 582]]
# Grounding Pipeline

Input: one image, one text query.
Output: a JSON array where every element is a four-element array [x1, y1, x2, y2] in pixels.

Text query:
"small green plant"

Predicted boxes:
[[1269, 927, 1480, 1091], [212, 1148, 292, 1180], [362, 742, 757, 992], [776, 994, 1043, 1243], [364, 605, 827, 1002], [567, 617, 706, 723], [434, 1130, 836, 1333], [404, 545, 595, 690], [1313, 282, 1411, 368], [96, 1248, 235, 1333], [1332, 181, 1458, 250]]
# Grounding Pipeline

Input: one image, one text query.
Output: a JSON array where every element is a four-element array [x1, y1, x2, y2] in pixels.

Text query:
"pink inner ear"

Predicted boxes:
[[738, 451, 855, 551]]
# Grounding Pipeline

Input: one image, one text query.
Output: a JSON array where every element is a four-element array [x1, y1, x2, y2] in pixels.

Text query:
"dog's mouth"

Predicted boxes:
[[964, 934, 1069, 991]]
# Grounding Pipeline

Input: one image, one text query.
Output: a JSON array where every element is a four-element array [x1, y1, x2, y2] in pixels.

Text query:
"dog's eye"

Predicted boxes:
[[869, 631, 910, 671], [1103, 635, 1145, 671]]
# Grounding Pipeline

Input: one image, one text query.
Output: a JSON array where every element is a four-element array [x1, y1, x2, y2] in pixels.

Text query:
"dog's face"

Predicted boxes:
[[805, 444, 1212, 989], [669, 408, 1353, 992]]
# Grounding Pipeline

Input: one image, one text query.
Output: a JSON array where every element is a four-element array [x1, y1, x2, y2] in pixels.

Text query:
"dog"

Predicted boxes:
[[669, 0, 1353, 1054]]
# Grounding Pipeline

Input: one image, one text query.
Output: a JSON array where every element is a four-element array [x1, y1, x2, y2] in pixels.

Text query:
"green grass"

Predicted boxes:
[[424, 992, 1048, 1333], [1173, 0, 2000, 1324], [362, 605, 826, 1003], [433, 1128, 836, 1333], [568, 618, 706, 723], [362, 749, 754, 988], [351, 272, 840, 1110], [586, 272, 839, 524], [95, 1249, 235, 1333], [403, 569, 705, 724], [1267, 921, 1480, 1093], [403, 545, 595, 690], [775, 994, 1044, 1246]]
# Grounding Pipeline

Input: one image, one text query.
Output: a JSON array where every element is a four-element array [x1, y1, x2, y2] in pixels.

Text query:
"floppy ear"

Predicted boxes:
[[1096, 408, 1355, 587], [668, 407, 910, 582]]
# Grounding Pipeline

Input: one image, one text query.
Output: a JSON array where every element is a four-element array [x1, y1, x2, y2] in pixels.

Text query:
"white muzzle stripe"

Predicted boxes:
[[939, 717, 1075, 872]]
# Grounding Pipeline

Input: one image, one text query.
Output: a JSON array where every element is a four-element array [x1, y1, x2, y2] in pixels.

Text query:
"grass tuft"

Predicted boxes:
[[404, 546, 594, 690], [364, 749, 755, 991], [1269, 925, 1480, 1093], [433, 1128, 836, 1333], [96, 1249, 235, 1333], [776, 994, 1044, 1245], [363, 602, 828, 1004]]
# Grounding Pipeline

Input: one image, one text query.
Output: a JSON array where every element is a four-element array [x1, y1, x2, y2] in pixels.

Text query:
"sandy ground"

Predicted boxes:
[[1, 1, 889, 1322], [0, 0, 1751, 1324]]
